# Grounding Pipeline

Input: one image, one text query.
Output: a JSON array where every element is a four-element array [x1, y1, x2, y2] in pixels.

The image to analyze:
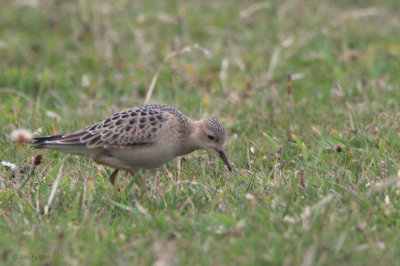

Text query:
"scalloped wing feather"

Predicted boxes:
[[36, 105, 179, 149]]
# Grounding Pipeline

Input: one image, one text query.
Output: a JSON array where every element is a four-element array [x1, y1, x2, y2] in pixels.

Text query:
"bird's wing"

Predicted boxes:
[[32, 106, 168, 149]]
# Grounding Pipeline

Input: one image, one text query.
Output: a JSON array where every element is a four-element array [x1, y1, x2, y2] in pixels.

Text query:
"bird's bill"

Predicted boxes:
[[218, 150, 232, 171]]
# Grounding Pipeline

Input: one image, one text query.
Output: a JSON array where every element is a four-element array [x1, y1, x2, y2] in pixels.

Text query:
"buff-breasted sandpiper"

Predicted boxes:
[[31, 104, 232, 184]]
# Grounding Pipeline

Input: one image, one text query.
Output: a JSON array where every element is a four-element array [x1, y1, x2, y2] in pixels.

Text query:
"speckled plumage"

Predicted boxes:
[[31, 104, 231, 184], [48, 104, 192, 148]]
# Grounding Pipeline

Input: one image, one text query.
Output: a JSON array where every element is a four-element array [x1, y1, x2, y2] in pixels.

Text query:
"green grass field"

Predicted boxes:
[[1, 0, 400, 265]]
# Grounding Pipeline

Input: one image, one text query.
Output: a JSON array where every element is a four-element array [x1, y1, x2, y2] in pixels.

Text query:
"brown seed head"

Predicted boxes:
[[33, 154, 43, 166]]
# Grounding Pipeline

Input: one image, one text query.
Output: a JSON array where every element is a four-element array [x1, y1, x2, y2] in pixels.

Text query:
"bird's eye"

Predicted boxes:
[[207, 135, 215, 141]]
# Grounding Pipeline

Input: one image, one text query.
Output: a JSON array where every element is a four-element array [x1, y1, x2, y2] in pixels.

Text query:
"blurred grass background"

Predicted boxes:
[[1, 0, 400, 265]]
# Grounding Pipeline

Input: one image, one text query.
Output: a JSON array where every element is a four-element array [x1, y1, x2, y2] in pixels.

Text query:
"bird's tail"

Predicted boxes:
[[30, 132, 102, 157], [31, 134, 65, 149]]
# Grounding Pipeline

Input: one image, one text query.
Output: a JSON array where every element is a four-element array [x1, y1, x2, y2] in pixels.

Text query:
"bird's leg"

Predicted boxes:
[[130, 170, 145, 187], [109, 169, 119, 186], [129, 170, 137, 177]]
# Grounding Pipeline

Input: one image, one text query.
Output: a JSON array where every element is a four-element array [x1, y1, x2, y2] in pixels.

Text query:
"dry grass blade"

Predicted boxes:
[[0, 210, 14, 226], [367, 174, 400, 194], [267, 47, 280, 80], [239, 2, 271, 18], [219, 58, 229, 90], [45, 163, 64, 215], [144, 72, 159, 105], [338, 7, 382, 21]]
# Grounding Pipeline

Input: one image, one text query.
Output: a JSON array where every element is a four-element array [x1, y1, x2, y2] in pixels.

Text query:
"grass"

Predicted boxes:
[[1, 0, 400, 265]]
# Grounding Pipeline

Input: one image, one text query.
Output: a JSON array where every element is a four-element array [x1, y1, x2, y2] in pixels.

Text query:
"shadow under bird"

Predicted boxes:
[[31, 104, 232, 185]]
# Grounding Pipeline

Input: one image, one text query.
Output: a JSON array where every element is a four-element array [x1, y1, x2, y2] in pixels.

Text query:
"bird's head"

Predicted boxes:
[[192, 117, 232, 171]]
